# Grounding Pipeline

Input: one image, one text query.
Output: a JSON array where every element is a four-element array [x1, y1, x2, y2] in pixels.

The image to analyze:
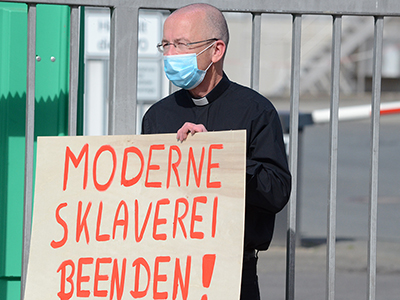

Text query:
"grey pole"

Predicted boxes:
[[68, 5, 81, 136], [326, 14, 342, 300], [250, 12, 261, 92], [367, 15, 383, 300], [286, 13, 302, 300], [21, 4, 36, 299]]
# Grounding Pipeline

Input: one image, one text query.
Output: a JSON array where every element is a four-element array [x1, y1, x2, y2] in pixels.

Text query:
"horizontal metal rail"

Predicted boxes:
[[4, 0, 400, 16]]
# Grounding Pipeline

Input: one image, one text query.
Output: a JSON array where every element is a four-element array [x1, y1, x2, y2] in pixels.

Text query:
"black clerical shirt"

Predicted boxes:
[[142, 73, 291, 251]]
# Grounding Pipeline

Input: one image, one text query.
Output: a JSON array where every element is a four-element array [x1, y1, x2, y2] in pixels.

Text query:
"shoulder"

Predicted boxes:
[[141, 89, 190, 134], [226, 81, 278, 115], [144, 90, 184, 117], [145, 91, 177, 113]]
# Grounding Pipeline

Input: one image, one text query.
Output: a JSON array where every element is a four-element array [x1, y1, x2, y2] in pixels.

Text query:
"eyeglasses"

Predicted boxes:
[[156, 38, 218, 53]]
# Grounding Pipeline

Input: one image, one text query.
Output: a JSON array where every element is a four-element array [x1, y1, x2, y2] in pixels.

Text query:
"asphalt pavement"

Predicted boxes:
[[257, 95, 400, 299]]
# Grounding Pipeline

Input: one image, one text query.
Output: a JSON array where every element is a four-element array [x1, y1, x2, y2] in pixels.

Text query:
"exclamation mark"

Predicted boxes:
[[201, 254, 216, 300]]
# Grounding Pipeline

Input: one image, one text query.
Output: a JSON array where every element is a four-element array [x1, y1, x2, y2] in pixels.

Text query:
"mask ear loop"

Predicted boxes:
[[196, 41, 216, 72], [204, 61, 213, 72], [196, 41, 217, 57]]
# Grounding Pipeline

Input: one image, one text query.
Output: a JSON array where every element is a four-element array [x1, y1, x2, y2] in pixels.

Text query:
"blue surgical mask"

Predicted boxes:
[[163, 42, 215, 90]]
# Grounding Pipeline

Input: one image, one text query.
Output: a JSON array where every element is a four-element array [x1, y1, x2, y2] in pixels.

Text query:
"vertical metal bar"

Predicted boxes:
[[326, 14, 342, 300], [108, 5, 138, 135], [357, 42, 367, 95], [286, 13, 302, 300], [21, 4, 36, 299], [167, 9, 176, 96], [367, 15, 383, 300], [68, 5, 80, 136], [251, 12, 261, 92]]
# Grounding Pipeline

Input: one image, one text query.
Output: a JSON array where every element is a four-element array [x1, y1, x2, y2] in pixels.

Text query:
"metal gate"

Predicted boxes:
[[1, 0, 399, 299]]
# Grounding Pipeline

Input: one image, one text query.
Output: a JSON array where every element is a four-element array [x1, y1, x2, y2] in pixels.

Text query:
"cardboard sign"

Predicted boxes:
[[24, 130, 246, 300]]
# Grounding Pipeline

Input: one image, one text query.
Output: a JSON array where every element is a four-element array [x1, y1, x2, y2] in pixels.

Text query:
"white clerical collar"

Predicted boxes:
[[192, 97, 209, 106]]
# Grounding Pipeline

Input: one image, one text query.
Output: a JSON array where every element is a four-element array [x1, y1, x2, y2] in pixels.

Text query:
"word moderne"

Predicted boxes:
[[63, 142, 224, 191]]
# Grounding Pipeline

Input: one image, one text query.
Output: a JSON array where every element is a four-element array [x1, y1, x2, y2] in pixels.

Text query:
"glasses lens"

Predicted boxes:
[[176, 43, 189, 52]]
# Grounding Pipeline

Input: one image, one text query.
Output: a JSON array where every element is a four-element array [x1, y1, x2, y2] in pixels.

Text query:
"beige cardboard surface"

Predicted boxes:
[[24, 130, 246, 300]]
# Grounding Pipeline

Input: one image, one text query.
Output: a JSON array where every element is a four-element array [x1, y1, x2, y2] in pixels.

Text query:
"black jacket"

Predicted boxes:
[[142, 73, 291, 250]]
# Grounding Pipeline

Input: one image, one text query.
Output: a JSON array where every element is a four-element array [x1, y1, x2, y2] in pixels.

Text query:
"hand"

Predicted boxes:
[[176, 122, 208, 142]]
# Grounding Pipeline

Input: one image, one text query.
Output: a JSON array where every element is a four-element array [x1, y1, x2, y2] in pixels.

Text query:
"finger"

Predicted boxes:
[[176, 123, 207, 142], [176, 127, 189, 142], [192, 124, 207, 134]]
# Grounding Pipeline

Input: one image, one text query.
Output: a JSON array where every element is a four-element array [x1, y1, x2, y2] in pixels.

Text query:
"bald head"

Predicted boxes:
[[162, 3, 229, 95], [169, 3, 229, 48]]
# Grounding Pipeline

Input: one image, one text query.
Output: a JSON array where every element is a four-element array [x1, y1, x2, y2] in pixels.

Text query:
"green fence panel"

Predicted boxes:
[[0, 3, 83, 299]]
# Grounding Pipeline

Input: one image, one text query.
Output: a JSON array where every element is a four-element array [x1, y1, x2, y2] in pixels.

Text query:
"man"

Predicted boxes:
[[142, 3, 291, 299]]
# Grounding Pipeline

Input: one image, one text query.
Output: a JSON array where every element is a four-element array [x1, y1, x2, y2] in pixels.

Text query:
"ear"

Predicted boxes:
[[211, 40, 226, 63]]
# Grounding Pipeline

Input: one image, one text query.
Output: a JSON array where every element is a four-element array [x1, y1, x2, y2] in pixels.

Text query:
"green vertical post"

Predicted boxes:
[[0, 3, 84, 299], [0, 4, 28, 299]]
